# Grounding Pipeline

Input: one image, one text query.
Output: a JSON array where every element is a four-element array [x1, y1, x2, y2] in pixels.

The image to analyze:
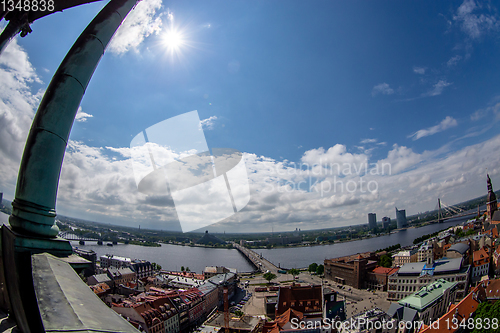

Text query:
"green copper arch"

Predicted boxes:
[[9, 0, 138, 237]]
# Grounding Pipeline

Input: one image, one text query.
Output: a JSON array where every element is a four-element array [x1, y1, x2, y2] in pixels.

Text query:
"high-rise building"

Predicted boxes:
[[396, 208, 407, 229], [0, 192, 3, 207], [368, 213, 377, 230], [382, 216, 390, 229]]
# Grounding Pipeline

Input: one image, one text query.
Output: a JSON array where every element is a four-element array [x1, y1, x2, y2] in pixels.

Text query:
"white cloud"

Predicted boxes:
[[377, 145, 422, 174], [422, 80, 452, 97], [372, 83, 394, 96], [413, 67, 426, 74], [2, 33, 500, 233], [470, 102, 500, 121], [453, 0, 500, 40], [75, 106, 93, 122], [360, 138, 377, 144], [0, 39, 41, 188], [108, 0, 164, 54], [408, 116, 458, 141], [447, 55, 462, 67], [301, 144, 368, 168], [200, 115, 217, 130]]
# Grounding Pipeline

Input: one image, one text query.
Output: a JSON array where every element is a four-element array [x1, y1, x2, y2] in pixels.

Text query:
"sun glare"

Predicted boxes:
[[162, 29, 185, 55]]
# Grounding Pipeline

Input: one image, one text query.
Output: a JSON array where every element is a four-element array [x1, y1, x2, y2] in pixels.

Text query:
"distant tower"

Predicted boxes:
[[0, 192, 2, 207], [396, 208, 407, 229], [486, 174, 497, 221], [382, 216, 390, 229], [368, 213, 377, 230]]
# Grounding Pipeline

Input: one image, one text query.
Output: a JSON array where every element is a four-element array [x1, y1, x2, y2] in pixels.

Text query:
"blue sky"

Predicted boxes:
[[1, 0, 500, 232]]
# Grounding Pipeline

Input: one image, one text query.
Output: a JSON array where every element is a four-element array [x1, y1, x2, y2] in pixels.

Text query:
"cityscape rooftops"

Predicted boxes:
[[371, 266, 399, 276], [398, 257, 464, 276], [398, 279, 457, 311], [386, 303, 418, 322], [101, 254, 131, 263], [447, 242, 469, 255], [418, 281, 488, 333]]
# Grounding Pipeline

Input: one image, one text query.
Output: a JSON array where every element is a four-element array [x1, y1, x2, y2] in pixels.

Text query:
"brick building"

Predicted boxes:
[[324, 252, 379, 289], [365, 266, 399, 291]]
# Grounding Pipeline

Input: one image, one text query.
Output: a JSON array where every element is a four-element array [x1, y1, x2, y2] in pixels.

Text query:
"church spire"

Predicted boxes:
[[487, 174, 497, 221]]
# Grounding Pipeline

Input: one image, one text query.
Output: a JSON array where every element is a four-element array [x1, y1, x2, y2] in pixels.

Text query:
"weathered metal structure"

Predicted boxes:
[[0, 1, 141, 331], [0, 0, 103, 53]]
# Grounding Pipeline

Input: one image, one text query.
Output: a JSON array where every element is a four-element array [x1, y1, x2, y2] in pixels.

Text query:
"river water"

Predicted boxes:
[[255, 214, 475, 269], [0, 211, 475, 272]]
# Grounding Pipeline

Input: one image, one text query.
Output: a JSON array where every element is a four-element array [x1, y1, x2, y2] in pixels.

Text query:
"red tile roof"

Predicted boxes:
[[263, 308, 304, 333], [372, 266, 399, 276]]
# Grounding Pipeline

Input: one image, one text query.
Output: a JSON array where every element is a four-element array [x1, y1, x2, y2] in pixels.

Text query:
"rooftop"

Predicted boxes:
[[447, 242, 469, 255], [397, 257, 464, 276], [398, 279, 457, 311]]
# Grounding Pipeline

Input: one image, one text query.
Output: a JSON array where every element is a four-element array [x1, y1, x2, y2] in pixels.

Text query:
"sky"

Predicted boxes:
[[1, 0, 500, 233]]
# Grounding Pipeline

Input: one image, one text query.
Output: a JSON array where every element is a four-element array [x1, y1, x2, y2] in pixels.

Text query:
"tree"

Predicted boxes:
[[151, 262, 162, 271], [316, 264, 324, 275], [308, 263, 318, 274], [379, 254, 392, 268], [263, 272, 277, 284], [181, 266, 185, 272], [472, 301, 500, 333], [186, 267, 191, 272], [288, 268, 300, 279]]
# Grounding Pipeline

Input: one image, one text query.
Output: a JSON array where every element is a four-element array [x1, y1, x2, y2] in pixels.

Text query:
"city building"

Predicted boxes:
[[324, 252, 380, 289], [382, 216, 391, 229], [471, 247, 490, 282], [365, 266, 399, 291], [487, 174, 497, 221], [164, 274, 204, 289], [130, 260, 153, 279], [0, 192, 3, 206], [493, 244, 500, 275], [393, 249, 418, 267], [197, 280, 219, 315], [89, 282, 111, 299], [397, 279, 458, 325], [108, 267, 137, 286], [262, 308, 305, 333], [368, 213, 377, 230], [387, 257, 470, 301], [88, 273, 113, 288], [445, 242, 469, 261], [112, 296, 179, 333], [73, 248, 97, 277], [205, 272, 237, 307], [417, 242, 434, 264], [196, 230, 226, 245], [100, 254, 132, 269], [276, 284, 323, 317], [396, 208, 407, 229], [417, 279, 497, 333], [204, 266, 236, 279], [341, 308, 393, 333]]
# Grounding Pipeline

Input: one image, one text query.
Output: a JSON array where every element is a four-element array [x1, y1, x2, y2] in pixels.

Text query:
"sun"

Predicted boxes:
[[162, 28, 185, 55]]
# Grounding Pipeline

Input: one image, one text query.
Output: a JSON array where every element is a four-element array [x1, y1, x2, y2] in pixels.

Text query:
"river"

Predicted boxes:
[[0, 211, 476, 272]]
